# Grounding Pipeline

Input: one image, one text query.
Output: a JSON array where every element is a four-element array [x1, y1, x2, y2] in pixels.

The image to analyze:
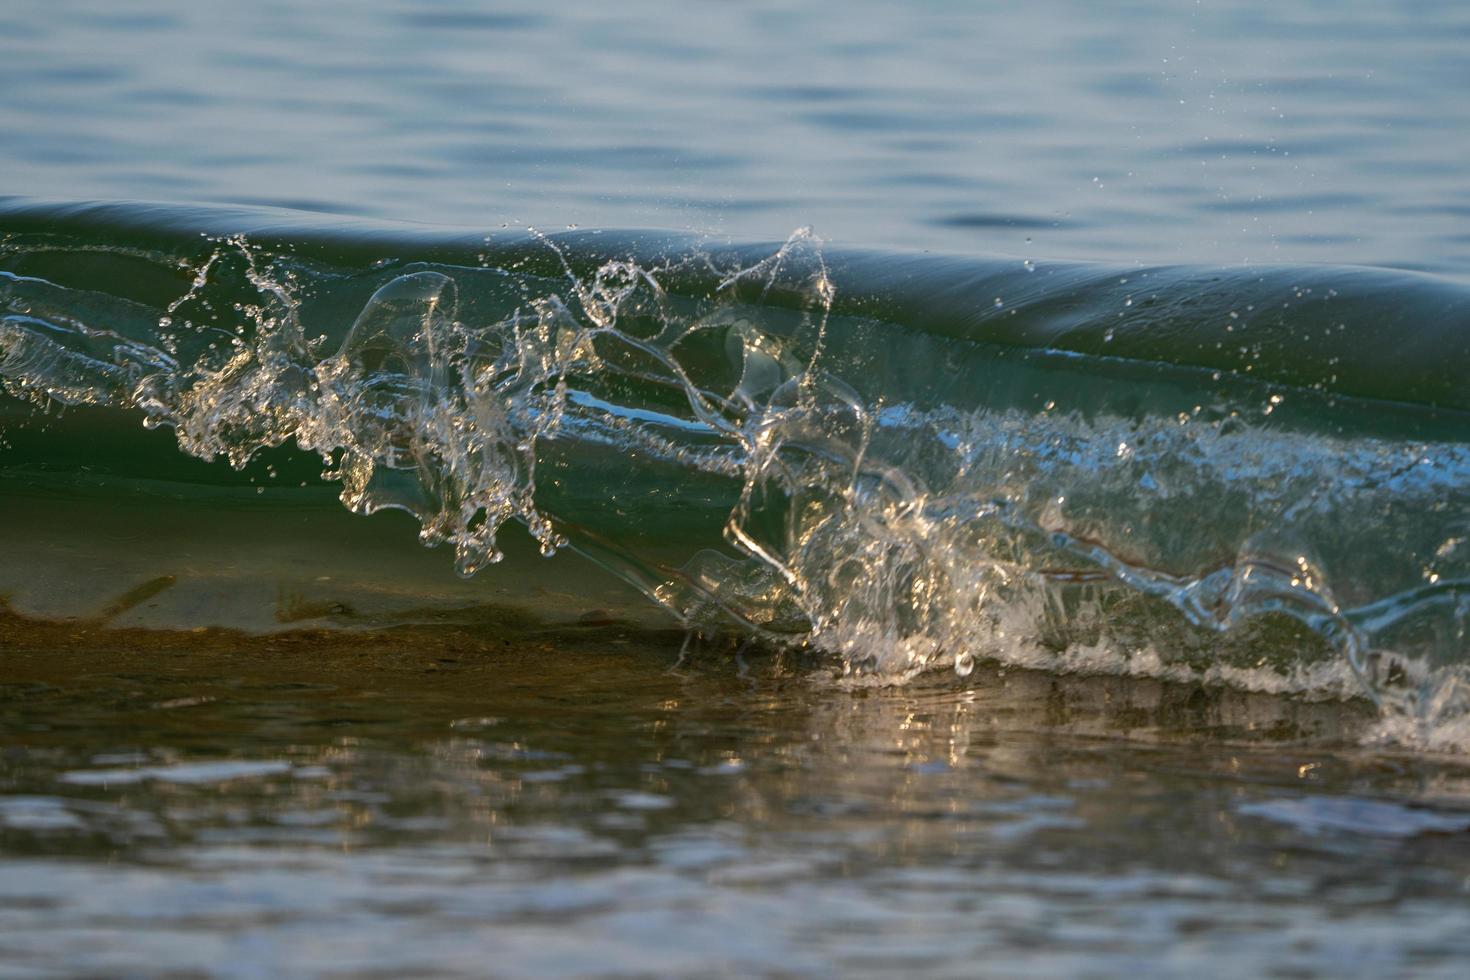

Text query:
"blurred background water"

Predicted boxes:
[[5, 1, 1470, 976], [2, 0, 1468, 273]]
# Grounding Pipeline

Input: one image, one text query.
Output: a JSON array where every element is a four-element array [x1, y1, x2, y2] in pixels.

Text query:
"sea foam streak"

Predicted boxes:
[[3, 200, 1470, 749]]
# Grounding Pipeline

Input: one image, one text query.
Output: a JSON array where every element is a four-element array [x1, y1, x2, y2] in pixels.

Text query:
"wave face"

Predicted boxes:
[[5, 200, 1470, 748]]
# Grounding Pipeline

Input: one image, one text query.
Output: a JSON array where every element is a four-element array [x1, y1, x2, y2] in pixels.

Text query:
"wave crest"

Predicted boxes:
[[5, 201, 1470, 749]]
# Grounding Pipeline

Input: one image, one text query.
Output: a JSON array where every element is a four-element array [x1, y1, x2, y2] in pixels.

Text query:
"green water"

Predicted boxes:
[[3, 469, 1469, 976], [7, 0, 1470, 974]]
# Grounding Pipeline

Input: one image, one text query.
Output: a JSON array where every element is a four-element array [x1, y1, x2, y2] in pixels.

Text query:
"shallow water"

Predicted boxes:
[[5, 1, 1470, 976], [5, 616, 1470, 978]]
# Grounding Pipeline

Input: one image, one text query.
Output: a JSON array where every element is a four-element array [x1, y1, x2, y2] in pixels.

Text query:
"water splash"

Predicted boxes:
[[5, 209, 1470, 749]]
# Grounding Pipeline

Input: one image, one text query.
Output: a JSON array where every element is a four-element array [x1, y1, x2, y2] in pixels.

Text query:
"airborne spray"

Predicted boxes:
[[5, 202, 1470, 748]]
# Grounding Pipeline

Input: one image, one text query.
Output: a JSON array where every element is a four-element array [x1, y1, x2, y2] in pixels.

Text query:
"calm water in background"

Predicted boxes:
[[3, 0, 1470, 273], [6, 1, 1470, 976]]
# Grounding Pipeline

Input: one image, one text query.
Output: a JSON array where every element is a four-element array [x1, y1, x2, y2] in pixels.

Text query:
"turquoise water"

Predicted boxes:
[[5, 2, 1470, 977]]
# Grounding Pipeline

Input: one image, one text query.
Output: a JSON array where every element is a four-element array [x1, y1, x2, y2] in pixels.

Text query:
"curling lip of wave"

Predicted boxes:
[[3, 196, 1470, 412]]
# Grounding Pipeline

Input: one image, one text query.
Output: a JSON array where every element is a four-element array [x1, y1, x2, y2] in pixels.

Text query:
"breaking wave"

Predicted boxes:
[[5, 198, 1470, 749]]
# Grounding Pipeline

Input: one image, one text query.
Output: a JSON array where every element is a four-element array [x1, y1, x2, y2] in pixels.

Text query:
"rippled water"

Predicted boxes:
[[5, 1, 1470, 976], [6, 620, 1470, 977], [3, 0, 1470, 272]]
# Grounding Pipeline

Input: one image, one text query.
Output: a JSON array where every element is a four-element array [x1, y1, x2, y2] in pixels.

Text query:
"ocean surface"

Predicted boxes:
[[4, 1, 1470, 976]]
